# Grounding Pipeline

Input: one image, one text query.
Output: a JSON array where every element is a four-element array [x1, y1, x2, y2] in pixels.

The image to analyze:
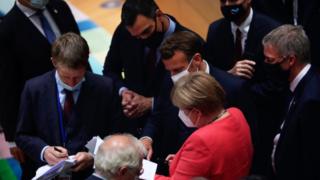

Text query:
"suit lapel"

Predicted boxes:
[[45, 71, 63, 145], [14, 5, 50, 45]]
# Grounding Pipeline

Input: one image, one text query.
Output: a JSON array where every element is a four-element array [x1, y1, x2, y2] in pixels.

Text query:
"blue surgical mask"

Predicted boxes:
[[57, 76, 85, 92], [29, 0, 49, 9]]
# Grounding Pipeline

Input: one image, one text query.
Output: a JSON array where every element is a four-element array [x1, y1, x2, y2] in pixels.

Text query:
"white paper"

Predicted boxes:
[[85, 136, 104, 155], [32, 156, 76, 180], [140, 159, 158, 180], [94, 136, 104, 155]]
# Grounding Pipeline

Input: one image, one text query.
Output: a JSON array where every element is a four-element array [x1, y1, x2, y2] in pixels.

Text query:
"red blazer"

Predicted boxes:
[[155, 108, 253, 180]]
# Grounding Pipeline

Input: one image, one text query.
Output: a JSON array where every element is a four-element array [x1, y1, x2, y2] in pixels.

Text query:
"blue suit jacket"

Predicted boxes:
[[274, 67, 320, 180], [15, 71, 120, 177], [142, 64, 258, 174]]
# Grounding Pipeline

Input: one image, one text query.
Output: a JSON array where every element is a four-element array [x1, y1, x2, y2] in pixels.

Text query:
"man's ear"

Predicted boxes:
[[118, 166, 128, 176], [192, 53, 203, 66], [155, 9, 163, 18], [288, 54, 296, 67], [51, 57, 58, 68]]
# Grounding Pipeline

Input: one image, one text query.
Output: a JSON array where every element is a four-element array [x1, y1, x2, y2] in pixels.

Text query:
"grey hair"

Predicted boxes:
[[94, 133, 147, 179], [262, 24, 310, 63]]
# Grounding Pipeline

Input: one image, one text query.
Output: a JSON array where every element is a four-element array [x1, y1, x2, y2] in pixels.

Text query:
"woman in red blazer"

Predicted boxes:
[[156, 72, 253, 180]]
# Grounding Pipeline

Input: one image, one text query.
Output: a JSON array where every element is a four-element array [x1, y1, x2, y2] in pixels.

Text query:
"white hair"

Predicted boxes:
[[94, 134, 147, 179]]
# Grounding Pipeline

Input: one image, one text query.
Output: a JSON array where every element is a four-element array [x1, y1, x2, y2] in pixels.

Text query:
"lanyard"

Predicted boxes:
[[56, 85, 67, 147]]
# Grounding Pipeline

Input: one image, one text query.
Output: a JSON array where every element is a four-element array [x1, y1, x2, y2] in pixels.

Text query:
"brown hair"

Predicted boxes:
[[160, 31, 204, 61], [51, 32, 89, 69]]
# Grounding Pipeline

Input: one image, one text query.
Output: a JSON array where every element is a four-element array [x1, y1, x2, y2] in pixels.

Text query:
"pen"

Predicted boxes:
[[54, 146, 62, 153]]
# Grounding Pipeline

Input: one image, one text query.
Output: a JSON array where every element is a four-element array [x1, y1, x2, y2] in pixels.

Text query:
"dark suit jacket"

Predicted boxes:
[[274, 67, 320, 180], [0, 0, 80, 141], [15, 71, 120, 178], [103, 15, 190, 136], [142, 64, 258, 174], [205, 10, 280, 83]]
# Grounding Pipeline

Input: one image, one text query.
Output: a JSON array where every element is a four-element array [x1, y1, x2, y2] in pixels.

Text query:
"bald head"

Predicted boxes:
[[94, 134, 146, 180]]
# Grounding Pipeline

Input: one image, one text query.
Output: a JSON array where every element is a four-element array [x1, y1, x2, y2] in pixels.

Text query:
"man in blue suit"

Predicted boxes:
[[0, 0, 82, 143], [15, 33, 120, 179], [140, 31, 258, 175], [264, 25, 320, 180]]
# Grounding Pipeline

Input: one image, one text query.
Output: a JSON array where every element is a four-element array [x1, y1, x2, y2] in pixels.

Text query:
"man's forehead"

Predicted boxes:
[[126, 15, 153, 36]]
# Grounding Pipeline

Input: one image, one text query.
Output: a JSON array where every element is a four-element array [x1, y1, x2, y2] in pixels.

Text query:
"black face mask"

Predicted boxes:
[[265, 63, 290, 84], [220, 4, 246, 23], [142, 18, 165, 49]]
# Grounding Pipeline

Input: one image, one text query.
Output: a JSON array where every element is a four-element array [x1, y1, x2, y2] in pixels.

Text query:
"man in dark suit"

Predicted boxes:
[[140, 31, 258, 175], [0, 0, 80, 143], [87, 134, 146, 180], [263, 25, 320, 180], [205, 1, 283, 175], [15, 33, 119, 179], [103, 0, 191, 137], [205, 0, 280, 82], [252, 0, 320, 68]]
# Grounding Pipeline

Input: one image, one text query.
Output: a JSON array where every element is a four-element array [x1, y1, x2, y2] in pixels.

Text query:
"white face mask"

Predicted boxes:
[[57, 76, 84, 92], [178, 110, 196, 128], [171, 58, 197, 83], [29, 0, 49, 9]]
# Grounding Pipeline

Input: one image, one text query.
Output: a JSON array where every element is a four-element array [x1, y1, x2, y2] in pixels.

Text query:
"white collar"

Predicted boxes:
[[16, 0, 37, 17], [93, 173, 106, 180], [203, 60, 210, 74], [231, 8, 253, 35], [290, 64, 311, 92]]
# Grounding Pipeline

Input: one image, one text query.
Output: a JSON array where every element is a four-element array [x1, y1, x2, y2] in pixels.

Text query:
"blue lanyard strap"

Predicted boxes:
[[56, 85, 67, 147]]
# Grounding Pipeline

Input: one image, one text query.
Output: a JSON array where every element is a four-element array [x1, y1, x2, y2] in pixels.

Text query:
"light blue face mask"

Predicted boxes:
[[29, 0, 49, 9], [57, 76, 84, 92]]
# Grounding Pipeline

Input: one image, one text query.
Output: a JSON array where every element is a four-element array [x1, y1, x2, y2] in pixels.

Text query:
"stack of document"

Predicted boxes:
[[32, 156, 76, 180]]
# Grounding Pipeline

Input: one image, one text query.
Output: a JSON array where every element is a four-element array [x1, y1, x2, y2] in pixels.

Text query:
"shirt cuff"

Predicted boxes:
[[40, 146, 49, 162]]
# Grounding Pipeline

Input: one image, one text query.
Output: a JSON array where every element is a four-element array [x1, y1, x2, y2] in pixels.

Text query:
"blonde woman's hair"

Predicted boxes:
[[171, 72, 225, 115]]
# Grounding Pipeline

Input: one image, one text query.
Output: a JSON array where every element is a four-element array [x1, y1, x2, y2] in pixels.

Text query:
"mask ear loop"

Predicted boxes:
[[190, 108, 202, 126], [187, 55, 200, 72]]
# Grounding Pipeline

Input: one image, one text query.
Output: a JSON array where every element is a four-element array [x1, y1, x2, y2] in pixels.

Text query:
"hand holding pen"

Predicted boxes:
[[44, 146, 68, 165]]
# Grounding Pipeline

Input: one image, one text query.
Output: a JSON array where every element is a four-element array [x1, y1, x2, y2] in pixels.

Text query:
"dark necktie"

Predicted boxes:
[[63, 89, 74, 124], [36, 10, 56, 44], [234, 28, 243, 62]]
